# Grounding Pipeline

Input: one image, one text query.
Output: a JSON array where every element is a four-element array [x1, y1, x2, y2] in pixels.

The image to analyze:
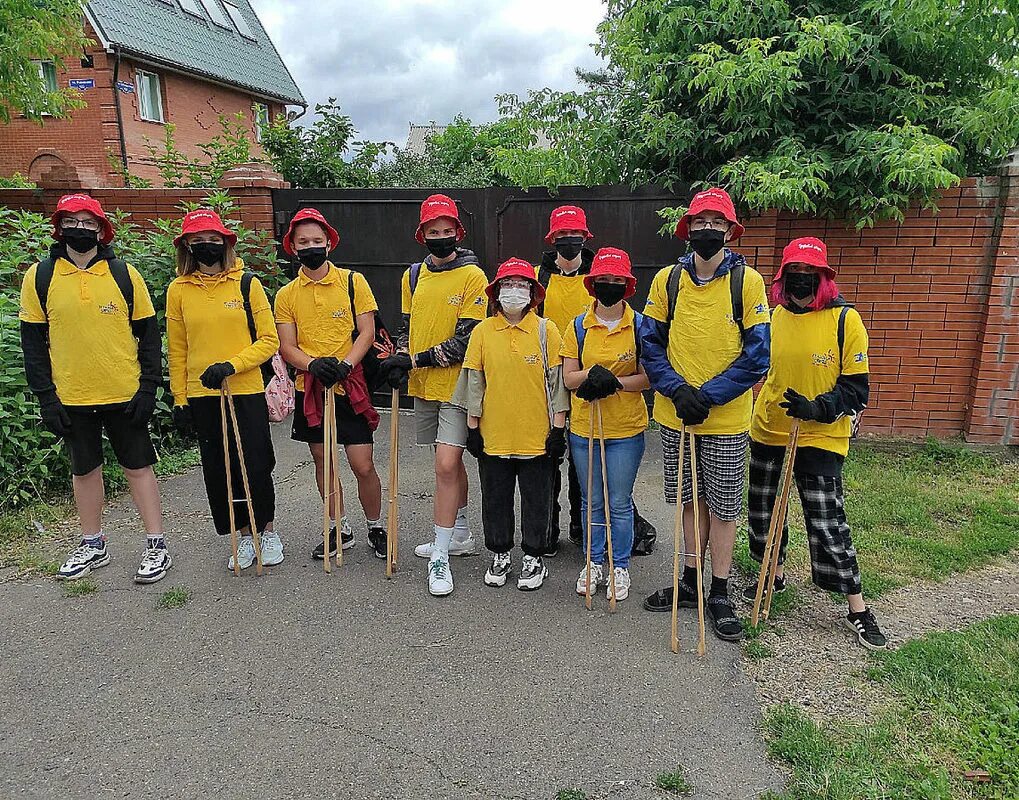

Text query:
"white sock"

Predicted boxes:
[[453, 506, 470, 538], [366, 517, 381, 529], [433, 525, 454, 560]]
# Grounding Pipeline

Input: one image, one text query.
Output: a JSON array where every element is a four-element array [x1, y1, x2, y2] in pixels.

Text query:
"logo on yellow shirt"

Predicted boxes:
[[854, 352, 867, 364], [619, 349, 636, 363], [224, 299, 242, 310], [523, 354, 539, 365], [812, 349, 837, 367], [447, 294, 464, 306], [99, 301, 120, 315], [754, 303, 768, 315], [472, 296, 486, 306], [331, 309, 348, 319]]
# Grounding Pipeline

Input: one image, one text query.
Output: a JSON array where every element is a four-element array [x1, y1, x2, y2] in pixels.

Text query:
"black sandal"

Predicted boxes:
[[707, 596, 744, 641], [642, 582, 697, 612]]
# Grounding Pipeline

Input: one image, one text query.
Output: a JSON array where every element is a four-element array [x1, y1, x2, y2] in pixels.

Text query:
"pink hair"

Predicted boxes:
[[770, 270, 840, 311]]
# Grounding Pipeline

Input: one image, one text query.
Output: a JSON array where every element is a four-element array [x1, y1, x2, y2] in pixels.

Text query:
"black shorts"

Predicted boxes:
[[291, 391, 373, 446], [64, 403, 158, 476]]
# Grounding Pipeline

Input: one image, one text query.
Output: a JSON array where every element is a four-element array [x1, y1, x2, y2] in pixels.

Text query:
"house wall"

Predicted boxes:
[[0, 22, 285, 187]]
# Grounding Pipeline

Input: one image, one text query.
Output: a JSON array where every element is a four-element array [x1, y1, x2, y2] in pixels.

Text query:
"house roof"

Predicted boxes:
[[85, 0, 305, 105]]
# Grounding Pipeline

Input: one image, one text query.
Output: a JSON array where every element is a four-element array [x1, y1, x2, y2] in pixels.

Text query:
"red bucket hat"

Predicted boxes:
[[674, 187, 745, 242], [415, 194, 466, 245], [776, 236, 836, 281], [584, 247, 637, 300], [485, 257, 545, 307], [173, 208, 237, 247], [282, 208, 339, 256], [51, 193, 115, 245], [544, 205, 593, 245]]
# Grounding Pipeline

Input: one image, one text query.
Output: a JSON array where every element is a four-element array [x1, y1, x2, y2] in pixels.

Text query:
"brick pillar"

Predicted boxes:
[[966, 157, 1019, 444], [218, 162, 287, 237]]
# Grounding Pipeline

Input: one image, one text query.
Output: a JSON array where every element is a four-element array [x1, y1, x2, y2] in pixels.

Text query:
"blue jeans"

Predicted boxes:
[[569, 432, 645, 569]]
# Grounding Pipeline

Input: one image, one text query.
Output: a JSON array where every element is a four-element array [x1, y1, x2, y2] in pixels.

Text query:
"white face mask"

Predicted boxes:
[[498, 285, 531, 312]]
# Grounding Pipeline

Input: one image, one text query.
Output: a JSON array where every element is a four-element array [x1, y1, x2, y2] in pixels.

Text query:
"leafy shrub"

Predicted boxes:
[[0, 192, 282, 511]]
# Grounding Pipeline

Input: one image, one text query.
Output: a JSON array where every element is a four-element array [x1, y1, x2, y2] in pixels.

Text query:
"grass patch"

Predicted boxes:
[[555, 791, 588, 800], [740, 439, 1019, 599], [655, 766, 692, 795], [764, 615, 1019, 799], [154, 446, 201, 478], [157, 586, 190, 609], [63, 578, 98, 597]]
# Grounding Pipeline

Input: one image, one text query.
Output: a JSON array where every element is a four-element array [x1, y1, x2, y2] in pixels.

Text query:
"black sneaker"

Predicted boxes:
[[568, 522, 583, 547], [707, 595, 744, 641], [367, 526, 387, 559], [844, 608, 888, 651], [517, 555, 547, 591], [312, 527, 337, 560], [544, 537, 560, 558], [484, 552, 512, 587], [642, 582, 697, 612], [741, 575, 786, 602]]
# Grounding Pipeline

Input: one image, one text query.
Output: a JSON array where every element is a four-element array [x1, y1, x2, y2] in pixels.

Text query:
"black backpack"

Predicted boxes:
[[239, 271, 278, 387], [345, 268, 393, 394]]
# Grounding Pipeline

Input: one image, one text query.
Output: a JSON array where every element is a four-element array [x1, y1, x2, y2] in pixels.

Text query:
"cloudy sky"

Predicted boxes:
[[251, 0, 606, 146]]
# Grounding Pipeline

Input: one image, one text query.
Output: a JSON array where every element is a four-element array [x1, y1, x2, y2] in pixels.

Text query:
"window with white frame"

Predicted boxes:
[[136, 69, 164, 123], [253, 102, 270, 141], [223, 1, 255, 39], [36, 61, 58, 93]]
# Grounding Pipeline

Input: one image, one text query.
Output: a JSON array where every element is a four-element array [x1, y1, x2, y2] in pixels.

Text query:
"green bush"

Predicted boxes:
[[0, 192, 283, 511]]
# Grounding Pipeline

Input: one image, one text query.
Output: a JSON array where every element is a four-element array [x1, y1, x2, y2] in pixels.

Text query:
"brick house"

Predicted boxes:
[[0, 0, 305, 188]]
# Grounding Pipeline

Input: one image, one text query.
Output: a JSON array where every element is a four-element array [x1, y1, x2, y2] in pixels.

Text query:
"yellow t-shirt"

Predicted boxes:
[[751, 305, 868, 455], [402, 262, 488, 402], [19, 256, 156, 406], [463, 313, 562, 457], [643, 263, 770, 434], [538, 266, 591, 335], [561, 303, 648, 440], [274, 263, 378, 394], [166, 260, 279, 404]]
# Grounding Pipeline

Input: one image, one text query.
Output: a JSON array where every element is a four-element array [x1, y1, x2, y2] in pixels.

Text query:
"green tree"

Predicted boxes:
[[506, 0, 1019, 224], [0, 0, 90, 123]]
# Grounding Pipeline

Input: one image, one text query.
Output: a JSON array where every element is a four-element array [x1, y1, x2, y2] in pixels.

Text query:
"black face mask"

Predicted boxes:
[[296, 247, 328, 270], [189, 242, 226, 267], [593, 282, 627, 307], [784, 272, 820, 301], [554, 236, 585, 261], [425, 236, 457, 259], [62, 228, 99, 254], [688, 229, 726, 260]]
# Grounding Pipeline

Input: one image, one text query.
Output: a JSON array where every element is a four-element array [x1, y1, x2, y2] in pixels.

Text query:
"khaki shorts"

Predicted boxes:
[[414, 398, 468, 447]]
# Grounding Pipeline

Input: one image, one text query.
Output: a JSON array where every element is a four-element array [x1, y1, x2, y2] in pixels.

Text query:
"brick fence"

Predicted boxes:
[[1, 163, 1016, 445]]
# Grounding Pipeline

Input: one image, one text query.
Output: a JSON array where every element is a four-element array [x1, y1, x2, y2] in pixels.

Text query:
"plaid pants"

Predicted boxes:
[[661, 426, 747, 521], [747, 441, 862, 595]]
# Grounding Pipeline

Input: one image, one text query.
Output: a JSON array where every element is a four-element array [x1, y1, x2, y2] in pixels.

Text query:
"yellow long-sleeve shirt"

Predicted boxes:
[[166, 260, 279, 404]]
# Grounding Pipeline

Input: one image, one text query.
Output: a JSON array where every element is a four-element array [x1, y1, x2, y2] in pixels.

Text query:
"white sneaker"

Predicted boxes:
[[413, 533, 480, 559], [517, 555, 548, 591], [427, 557, 454, 597], [607, 567, 630, 601], [576, 563, 604, 596], [484, 552, 512, 587], [57, 540, 111, 580], [259, 532, 284, 566], [228, 536, 256, 571], [135, 546, 172, 584]]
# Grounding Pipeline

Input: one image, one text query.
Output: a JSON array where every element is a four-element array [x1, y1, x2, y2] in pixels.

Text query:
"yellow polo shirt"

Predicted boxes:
[[274, 263, 378, 394], [561, 303, 648, 440], [166, 260, 279, 404], [751, 305, 868, 455], [463, 312, 562, 457], [19, 255, 156, 406], [402, 262, 488, 402], [643, 264, 770, 434], [538, 267, 591, 335]]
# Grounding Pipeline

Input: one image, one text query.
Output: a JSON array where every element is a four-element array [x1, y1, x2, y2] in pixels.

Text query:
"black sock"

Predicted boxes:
[[710, 575, 728, 598], [848, 607, 868, 620], [682, 565, 698, 588]]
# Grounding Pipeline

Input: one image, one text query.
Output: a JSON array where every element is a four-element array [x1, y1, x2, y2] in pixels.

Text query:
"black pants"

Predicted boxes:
[[478, 454, 555, 557], [548, 448, 582, 541], [190, 393, 276, 536]]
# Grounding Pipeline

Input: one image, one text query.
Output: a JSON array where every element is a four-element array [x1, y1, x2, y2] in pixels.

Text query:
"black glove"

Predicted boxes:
[[671, 383, 711, 426], [173, 405, 194, 437], [779, 388, 823, 421], [125, 387, 157, 426], [545, 426, 567, 460], [307, 357, 344, 388], [576, 364, 623, 401], [335, 360, 353, 383], [382, 352, 413, 389], [199, 361, 236, 390], [465, 426, 485, 458], [38, 390, 72, 437]]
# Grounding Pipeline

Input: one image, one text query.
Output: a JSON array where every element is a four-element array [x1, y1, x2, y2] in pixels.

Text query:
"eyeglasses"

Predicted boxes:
[[689, 219, 731, 231], [60, 218, 102, 231], [499, 279, 531, 290]]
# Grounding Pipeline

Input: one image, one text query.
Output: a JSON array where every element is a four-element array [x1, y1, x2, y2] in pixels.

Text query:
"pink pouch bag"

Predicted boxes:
[[264, 352, 295, 423]]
